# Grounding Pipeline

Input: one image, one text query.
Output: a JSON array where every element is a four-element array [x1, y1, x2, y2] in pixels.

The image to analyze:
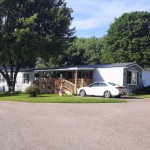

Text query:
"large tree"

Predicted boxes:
[[0, 0, 75, 91], [101, 11, 150, 67], [36, 37, 104, 68]]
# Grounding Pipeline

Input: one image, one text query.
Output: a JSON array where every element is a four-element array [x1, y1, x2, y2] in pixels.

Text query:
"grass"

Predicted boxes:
[[0, 93, 126, 103]]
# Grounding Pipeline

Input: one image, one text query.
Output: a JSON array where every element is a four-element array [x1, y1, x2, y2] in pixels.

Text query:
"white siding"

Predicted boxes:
[[142, 70, 150, 87], [93, 67, 124, 86], [0, 72, 35, 92], [15, 72, 35, 92]]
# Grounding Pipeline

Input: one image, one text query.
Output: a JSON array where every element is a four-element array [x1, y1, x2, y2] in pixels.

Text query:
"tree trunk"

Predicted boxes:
[[6, 79, 14, 92]]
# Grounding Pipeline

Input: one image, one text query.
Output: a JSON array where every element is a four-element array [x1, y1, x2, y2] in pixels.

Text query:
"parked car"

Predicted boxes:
[[78, 82, 126, 98]]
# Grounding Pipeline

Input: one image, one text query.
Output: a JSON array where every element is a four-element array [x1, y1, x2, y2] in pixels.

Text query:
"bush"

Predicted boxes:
[[25, 86, 41, 97], [34, 73, 40, 79], [126, 93, 134, 96], [127, 87, 150, 96]]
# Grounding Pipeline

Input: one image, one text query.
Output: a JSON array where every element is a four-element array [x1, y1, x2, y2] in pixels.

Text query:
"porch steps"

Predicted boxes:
[[62, 87, 72, 95]]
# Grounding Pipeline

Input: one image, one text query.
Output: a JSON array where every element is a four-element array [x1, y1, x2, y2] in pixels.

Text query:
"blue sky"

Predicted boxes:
[[66, 0, 150, 38]]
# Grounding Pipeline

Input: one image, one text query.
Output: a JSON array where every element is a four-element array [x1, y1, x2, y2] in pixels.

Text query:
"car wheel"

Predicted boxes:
[[115, 94, 121, 98], [104, 91, 111, 98], [80, 90, 86, 97]]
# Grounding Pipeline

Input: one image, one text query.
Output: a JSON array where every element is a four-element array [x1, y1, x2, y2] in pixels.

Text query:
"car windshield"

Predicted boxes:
[[108, 82, 120, 86]]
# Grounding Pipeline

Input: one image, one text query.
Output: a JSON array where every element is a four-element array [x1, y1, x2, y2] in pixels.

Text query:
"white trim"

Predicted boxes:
[[35, 68, 96, 72], [128, 70, 138, 72], [96, 67, 126, 69], [126, 63, 143, 70]]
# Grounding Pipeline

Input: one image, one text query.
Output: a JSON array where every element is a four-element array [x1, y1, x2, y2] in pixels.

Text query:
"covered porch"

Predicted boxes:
[[35, 67, 95, 93]]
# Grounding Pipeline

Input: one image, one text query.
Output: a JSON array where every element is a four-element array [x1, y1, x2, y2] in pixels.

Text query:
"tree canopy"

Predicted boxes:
[[36, 37, 104, 68], [101, 11, 150, 67], [0, 0, 75, 91]]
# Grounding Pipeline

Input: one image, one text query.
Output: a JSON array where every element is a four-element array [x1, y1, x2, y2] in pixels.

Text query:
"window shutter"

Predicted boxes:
[[27, 74, 29, 84], [127, 71, 129, 84], [137, 72, 139, 85]]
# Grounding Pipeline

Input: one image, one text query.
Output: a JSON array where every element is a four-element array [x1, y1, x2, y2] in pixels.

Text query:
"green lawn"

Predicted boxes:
[[0, 93, 126, 103]]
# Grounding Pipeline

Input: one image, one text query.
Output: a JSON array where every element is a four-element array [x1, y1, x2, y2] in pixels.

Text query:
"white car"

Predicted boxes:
[[78, 82, 126, 98]]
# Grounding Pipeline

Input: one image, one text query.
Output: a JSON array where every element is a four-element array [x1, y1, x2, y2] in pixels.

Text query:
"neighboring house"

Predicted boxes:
[[0, 62, 143, 93], [142, 68, 150, 87]]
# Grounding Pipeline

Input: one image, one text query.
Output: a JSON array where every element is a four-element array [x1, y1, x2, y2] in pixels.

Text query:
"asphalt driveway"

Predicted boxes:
[[0, 97, 150, 150]]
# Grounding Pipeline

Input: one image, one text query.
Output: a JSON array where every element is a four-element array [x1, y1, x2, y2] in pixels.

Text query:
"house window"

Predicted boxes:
[[81, 71, 90, 79], [127, 71, 139, 85], [0, 74, 4, 83], [22, 74, 29, 83]]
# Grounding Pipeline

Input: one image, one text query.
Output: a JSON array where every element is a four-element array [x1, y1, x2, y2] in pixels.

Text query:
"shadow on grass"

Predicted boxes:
[[79, 95, 143, 99], [118, 96, 143, 99], [0, 93, 21, 97], [0, 93, 51, 98], [38, 95, 51, 97]]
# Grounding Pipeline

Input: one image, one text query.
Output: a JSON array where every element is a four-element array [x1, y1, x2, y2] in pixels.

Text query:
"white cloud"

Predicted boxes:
[[66, 0, 150, 30]]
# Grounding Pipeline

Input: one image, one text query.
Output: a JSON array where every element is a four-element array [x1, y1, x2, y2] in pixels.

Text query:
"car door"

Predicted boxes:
[[94, 83, 108, 96], [86, 83, 100, 95]]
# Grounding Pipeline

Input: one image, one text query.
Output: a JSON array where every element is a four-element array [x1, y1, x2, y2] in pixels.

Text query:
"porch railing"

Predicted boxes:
[[62, 79, 75, 93], [37, 78, 92, 94], [69, 78, 93, 89]]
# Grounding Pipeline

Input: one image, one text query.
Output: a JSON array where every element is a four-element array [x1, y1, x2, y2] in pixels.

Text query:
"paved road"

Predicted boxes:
[[0, 98, 150, 150]]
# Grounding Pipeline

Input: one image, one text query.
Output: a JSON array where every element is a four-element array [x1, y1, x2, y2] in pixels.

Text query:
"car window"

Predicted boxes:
[[99, 83, 108, 87], [89, 83, 99, 87], [108, 82, 119, 86]]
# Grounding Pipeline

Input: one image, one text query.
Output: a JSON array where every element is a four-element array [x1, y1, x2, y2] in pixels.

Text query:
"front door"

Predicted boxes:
[[67, 72, 72, 79]]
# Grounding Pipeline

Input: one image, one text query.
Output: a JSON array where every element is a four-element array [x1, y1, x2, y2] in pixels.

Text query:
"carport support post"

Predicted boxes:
[[75, 70, 77, 93], [82, 78, 84, 87]]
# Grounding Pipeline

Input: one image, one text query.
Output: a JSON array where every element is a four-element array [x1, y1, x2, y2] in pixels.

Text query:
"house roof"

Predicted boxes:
[[27, 62, 141, 72], [0, 62, 143, 72]]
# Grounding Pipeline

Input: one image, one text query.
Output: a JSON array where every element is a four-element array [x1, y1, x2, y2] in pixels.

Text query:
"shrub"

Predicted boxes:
[[51, 72, 59, 78], [126, 93, 134, 96], [128, 87, 150, 96], [34, 72, 40, 78], [25, 86, 41, 97]]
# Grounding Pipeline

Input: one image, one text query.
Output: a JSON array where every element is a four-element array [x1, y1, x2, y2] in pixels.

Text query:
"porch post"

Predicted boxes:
[[82, 78, 84, 87], [75, 70, 77, 93]]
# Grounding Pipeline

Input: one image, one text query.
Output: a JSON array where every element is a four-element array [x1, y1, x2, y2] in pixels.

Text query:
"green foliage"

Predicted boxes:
[[127, 87, 150, 96], [138, 87, 150, 94], [51, 72, 59, 78], [36, 36, 104, 68], [25, 86, 41, 97], [101, 11, 150, 68], [126, 93, 134, 96], [0, 0, 75, 91], [34, 73, 40, 78]]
